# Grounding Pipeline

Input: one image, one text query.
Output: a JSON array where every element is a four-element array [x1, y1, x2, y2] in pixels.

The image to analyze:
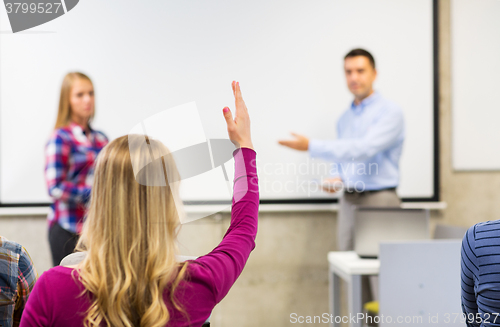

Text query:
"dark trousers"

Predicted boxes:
[[48, 223, 79, 266]]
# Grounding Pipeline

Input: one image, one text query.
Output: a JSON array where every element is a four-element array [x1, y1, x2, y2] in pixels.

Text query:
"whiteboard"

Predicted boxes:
[[0, 0, 435, 204], [451, 0, 500, 170]]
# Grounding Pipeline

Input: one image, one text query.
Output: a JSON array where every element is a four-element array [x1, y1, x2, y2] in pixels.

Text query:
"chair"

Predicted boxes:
[[378, 240, 462, 327], [359, 223, 467, 317]]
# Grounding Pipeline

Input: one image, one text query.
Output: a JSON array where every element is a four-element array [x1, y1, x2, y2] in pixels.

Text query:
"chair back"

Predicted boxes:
[[379, 240, 462, 326]]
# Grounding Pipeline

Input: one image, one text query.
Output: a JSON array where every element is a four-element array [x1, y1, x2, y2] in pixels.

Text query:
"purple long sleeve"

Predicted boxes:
[[194, 147, 259, 302], [20, 147, 259, 327]]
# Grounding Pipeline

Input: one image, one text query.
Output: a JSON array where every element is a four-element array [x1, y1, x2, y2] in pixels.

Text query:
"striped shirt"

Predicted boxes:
[[0, 236, 38, 327], [462, 220, 500, 327], [44, 122, 108, 234]]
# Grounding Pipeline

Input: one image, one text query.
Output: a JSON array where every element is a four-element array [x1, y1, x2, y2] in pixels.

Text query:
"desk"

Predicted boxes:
[[328, 251, 380, 327]]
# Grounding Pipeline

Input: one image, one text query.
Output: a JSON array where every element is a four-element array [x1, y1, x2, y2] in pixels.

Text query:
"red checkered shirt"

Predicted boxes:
[[44, 122, 108, 234]]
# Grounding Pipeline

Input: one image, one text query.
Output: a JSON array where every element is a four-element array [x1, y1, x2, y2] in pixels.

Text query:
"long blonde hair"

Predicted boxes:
[[54, 72, 95, 129], [75, 134, 188, 327]]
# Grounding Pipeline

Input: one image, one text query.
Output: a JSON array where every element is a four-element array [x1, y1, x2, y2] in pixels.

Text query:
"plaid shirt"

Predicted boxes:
[[44, 122, 108, 234], [0, 236, 37, 327]]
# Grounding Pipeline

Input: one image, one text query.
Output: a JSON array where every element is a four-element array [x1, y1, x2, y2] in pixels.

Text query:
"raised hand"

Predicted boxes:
[[222, 81, 254, 150]]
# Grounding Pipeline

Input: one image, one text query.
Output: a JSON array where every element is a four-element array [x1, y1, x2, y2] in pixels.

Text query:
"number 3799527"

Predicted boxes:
[[444, 312, 500, 324], [5, 3, 62, 14]]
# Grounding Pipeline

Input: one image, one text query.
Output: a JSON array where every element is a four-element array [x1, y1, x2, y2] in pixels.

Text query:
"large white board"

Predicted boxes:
[[0, 0, 435, 204], [451, 0, 500, 170]]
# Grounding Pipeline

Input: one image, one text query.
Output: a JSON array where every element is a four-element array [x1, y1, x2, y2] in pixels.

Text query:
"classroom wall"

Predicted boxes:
[[437, 0, 500, 228], [0, 1, 496, 326]]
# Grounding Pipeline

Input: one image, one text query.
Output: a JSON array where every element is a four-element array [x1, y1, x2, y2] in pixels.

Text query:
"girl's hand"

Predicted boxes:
[[222, 81, 254, 150]]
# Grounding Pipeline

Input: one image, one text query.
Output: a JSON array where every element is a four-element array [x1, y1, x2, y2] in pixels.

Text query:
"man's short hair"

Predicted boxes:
[[344, 48, 375, 69]]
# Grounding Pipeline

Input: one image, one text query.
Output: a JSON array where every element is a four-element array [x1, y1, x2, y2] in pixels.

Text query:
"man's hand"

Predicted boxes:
[[278, 132, 309, 151], [321, 177, 343, 194]]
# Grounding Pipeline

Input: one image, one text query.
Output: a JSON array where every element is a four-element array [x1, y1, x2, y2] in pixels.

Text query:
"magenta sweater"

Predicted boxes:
[[20, 147, 259, 327]]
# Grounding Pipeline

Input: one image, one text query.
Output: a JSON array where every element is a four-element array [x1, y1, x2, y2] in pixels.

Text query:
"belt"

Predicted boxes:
[[344, 186, 397, 195]]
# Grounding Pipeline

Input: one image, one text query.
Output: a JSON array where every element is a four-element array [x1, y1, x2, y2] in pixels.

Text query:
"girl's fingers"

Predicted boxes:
[[235, 82, 243, 102]]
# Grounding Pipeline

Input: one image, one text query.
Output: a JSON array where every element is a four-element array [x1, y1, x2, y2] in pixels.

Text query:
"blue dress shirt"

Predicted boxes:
[[308, 91, 404, 191]]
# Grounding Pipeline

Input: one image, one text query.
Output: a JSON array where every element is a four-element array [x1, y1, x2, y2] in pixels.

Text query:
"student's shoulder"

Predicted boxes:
[[18, 246, 36, 275], [29, 266, 83, 310], [472, 220, 500, 234], [38, 266, 74, 280], [0, 235, 22, 254], [34, 266, 79, 290], [462, 220, 500, 247]]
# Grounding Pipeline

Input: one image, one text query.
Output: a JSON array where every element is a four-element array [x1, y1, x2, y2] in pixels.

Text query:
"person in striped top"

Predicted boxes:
[[0, 236, 38, 327], [462, 220, 500, 326], [44, 72, 108, 266]]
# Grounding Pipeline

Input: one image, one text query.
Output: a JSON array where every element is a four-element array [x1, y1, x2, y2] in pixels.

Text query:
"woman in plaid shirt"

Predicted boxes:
[[44, 72, 108, 266]]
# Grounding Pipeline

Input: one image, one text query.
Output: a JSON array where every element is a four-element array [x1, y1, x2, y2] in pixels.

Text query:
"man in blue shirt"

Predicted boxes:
[[279, 48, 405, 251]]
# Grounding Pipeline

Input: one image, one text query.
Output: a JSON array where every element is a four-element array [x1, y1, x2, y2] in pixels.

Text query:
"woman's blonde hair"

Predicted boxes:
[[54, 72, 95, 129], [75, 134, 188, 327]]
